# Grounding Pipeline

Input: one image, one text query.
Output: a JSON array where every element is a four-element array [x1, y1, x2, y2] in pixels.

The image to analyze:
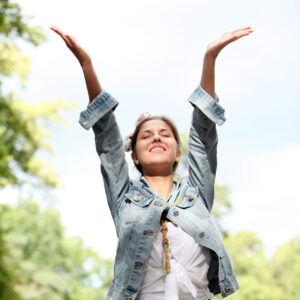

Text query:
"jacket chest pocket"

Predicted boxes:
[[175, 186, 210, 219], [125, 191, 154, 208], [121, 191, 154, 227], [174, 186, 198, 208]]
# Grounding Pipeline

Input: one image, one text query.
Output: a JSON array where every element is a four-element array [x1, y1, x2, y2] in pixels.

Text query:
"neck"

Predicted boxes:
[[144, 174, 173, 201]]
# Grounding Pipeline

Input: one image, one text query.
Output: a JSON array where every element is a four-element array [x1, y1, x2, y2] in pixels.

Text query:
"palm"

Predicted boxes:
[[207, 26, 253, 58], [50, 26, 91, 65]]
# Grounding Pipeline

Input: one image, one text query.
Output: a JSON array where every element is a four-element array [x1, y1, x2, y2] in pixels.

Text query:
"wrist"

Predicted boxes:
[[80, 57, 93, 69], [204, 51, 217, 62]]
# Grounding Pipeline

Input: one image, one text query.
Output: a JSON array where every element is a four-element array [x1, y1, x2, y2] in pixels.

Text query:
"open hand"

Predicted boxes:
[[206, 26, 253, 59], [50, 26, 91, 66]]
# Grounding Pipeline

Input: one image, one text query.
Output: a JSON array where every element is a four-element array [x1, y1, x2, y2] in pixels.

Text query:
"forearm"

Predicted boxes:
[[81, 60, 102, 103], [200, 53, 216, 99], [200, 26, 253, 99]]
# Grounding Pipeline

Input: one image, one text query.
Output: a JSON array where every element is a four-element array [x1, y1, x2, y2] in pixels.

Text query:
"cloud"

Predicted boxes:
[[226, 145, 300, 256]]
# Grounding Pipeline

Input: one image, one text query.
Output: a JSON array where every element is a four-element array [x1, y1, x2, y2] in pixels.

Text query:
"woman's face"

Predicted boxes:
[[131, 119, 181, 176]]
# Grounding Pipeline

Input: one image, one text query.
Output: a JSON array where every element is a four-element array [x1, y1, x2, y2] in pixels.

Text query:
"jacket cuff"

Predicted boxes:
[[79, 90, 119, 130], [188, 85, 226, 126]]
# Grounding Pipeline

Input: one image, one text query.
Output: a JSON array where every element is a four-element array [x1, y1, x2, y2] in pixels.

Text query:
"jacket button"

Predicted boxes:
[[199, 232, 205, 237], [133, 195, 140, 202], [225, 287, 231, 292], [173, 211, 179, 216], [188, 195, 194, 200]]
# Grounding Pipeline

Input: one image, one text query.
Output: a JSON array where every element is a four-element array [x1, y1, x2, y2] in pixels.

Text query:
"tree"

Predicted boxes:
[[0, 93, 75, 188], [212, 231, 285, 300], [0, 1, 78, 298], [0, 0, 75, 189], [0, 206, 21, 300], [0, 199, 114, 300], [271, 237, 300, 299], [0, 0, 44, 82]]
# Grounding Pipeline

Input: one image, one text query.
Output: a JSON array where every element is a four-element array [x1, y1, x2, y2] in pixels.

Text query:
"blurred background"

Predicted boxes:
[[0, 0, 299, 299]]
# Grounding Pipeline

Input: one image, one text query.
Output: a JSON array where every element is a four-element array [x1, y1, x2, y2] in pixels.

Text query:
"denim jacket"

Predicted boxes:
[[79, 86, 239, 299]]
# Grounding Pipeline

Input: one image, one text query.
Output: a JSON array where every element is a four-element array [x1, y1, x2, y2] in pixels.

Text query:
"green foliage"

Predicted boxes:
[[0, 43, 31, 84], [0, 95, 74, 187], [0, 0, 45, 84], [212, 184, 232, 219], [0, 0, 45, 45], [0, 207, 21, 300], [178, 132, 189, 173], [0, 200, 114, 300], [228, 275, 285, 300], [179, 131, 189, 156], [0, 0, 77, 189], [0, 93, 37, 186], [0, 2, 91, 299], [221, 232, 300, 300], [224, 231, 270, 280], [0, 91, 76, 188], [271, 237, 300, 298]]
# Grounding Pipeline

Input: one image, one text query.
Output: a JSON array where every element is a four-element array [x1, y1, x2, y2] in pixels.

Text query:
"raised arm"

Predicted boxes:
[[50, 26, 102, 102], [188, 27, 253, 211], [51, 27, 130, 219], [201, 26, 253, 98]]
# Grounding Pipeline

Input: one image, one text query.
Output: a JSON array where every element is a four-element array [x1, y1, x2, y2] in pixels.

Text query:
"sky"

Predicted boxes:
[[2, 0, 300, 258]]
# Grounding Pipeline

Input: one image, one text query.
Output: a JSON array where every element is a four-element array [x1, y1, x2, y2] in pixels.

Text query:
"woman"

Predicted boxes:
[[51, 26, 252, 299]]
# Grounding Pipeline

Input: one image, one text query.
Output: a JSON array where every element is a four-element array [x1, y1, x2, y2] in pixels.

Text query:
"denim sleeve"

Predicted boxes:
[[187, 85, 225, 212], [79, 90, 130, 217]]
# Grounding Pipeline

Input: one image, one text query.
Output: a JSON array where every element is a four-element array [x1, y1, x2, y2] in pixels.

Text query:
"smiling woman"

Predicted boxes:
[[51, 26, 253, 300], [129, 116, 181, 176]]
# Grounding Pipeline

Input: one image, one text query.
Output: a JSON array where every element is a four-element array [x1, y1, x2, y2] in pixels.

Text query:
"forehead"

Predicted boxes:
[[139, 119, 173, 132]]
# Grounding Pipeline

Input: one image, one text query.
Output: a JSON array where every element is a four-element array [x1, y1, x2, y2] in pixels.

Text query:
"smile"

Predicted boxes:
[[149, 146, 166, 152]]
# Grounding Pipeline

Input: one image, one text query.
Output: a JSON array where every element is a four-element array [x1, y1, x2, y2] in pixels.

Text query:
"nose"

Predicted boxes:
[[152, 133, 161, 142]]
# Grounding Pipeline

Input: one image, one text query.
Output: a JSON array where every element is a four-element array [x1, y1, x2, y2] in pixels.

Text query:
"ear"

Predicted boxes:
[[176, 148, 181, 162], [131, 151, 140, 165]]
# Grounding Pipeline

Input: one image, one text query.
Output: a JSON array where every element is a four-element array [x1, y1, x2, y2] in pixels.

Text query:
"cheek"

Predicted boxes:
[[134, 142, 147, 159], [171, 141, 179, 154]]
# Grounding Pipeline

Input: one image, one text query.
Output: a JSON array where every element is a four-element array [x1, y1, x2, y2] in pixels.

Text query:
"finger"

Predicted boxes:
[[50, 26, 66, 37], [50, 27, 73, 48], [50, 26, 59, 33], [50, 26, 68, 41], [220, 29, 252, 47], [234, 28, 253, 39], [233, 26, 252, 33]]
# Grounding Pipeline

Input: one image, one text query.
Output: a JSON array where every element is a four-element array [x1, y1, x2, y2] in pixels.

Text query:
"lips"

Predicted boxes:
[[149, 145, 166, 152]]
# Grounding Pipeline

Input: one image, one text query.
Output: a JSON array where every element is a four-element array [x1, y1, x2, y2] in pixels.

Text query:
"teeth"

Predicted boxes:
[[150, 147, 164, 152]]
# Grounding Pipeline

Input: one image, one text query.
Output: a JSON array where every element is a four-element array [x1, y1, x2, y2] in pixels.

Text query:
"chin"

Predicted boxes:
[[143, 161, 174, 174]]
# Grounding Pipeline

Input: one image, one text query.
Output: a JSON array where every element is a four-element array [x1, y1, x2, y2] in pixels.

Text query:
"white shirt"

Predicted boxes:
[[137, 222, 214, 300]]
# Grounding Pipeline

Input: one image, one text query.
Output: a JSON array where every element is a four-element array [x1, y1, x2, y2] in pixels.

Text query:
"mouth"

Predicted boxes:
[[149, 145, 166, 152]]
